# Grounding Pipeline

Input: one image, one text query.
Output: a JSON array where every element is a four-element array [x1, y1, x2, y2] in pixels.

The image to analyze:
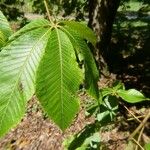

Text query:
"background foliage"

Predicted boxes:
[[0, 0, 25, 20]]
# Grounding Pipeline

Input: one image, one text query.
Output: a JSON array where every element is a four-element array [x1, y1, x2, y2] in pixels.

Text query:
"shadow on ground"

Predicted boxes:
[[108, 10, 150, 97]]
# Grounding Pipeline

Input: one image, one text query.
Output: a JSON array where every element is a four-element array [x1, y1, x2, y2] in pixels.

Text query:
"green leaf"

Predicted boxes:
[[76, 132, 100, 149], [112, 80, 125, 90], [36, 29, 83, 131], [61, 21, 97, 46], [144, 143, 150, 150], [0, 10, 12, 48], [63, 124, 100, 150], [60, 26, 99, 99], [0, 27, 50, 137], [117, 89, 149, 103], [0, 11, 12, 37], [0, 31, 7, 48], [97, 96, 118, 123], [9, 19, 50, 42], [81, 41, 99, 99]]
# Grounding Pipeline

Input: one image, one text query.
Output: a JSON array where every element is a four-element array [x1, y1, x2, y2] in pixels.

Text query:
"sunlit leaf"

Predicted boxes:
[[118, 89, 149, 103], [9, 19, 50, 42], [0, 19, 99, 136], [0, 27, 50, 137], [0, 10, 12, 48], [61, 21, 97, 46], [61, 26, 99, 99], [36, 29, 83, 130]]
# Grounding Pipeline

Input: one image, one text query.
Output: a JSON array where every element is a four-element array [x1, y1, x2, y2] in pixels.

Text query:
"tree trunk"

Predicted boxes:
[[88, 0, 120, 71]]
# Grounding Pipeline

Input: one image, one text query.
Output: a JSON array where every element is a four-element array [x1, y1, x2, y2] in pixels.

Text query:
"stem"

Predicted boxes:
[[131, 138, 144, 150], [97, 89, 103, 113], [127, 115, 145, 121], [135, 127, 145, 150], [44, 0, 52, 23], [129, 110, 150, 139], [124, 105, 141, 123]]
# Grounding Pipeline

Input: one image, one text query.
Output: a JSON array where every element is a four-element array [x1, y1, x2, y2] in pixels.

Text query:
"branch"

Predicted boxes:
[[129, 109, 150, 139], [44, 0, 52, 23], [124, 105, 141, 123], [135, 127, 144, 150], [131, 138, 144, 150]]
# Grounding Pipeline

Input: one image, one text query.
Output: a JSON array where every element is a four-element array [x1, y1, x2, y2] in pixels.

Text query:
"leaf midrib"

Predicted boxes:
[[56, 29, 64, 129], [0, 28, 51, 130], [60, 26, 79, 52]]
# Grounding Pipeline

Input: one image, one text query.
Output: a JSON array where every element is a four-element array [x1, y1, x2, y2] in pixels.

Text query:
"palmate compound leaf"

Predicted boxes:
[[0, 19, 98, 136], [0, 10, 12, 48], [36, 28, 83, 131], [0, 27, 51, 137], [60, 26, 99, 99]]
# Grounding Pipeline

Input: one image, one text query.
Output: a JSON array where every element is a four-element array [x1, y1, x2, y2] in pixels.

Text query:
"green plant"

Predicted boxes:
[[144, 143, 150, 150], [0, 8, 99, 137], [0, 10, 12, 49], [63, 81, 150, 149], [0, 3, 149, 149]]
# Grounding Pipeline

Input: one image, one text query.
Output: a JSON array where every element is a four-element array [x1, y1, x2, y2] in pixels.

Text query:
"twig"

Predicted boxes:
[[44, 0, 52, 23], [129, 110, 150, 139], [131, 138, 144, 150], [124, 105, 141, 123], [127, 115, 145, 121], [135, 127, 145, 150]]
